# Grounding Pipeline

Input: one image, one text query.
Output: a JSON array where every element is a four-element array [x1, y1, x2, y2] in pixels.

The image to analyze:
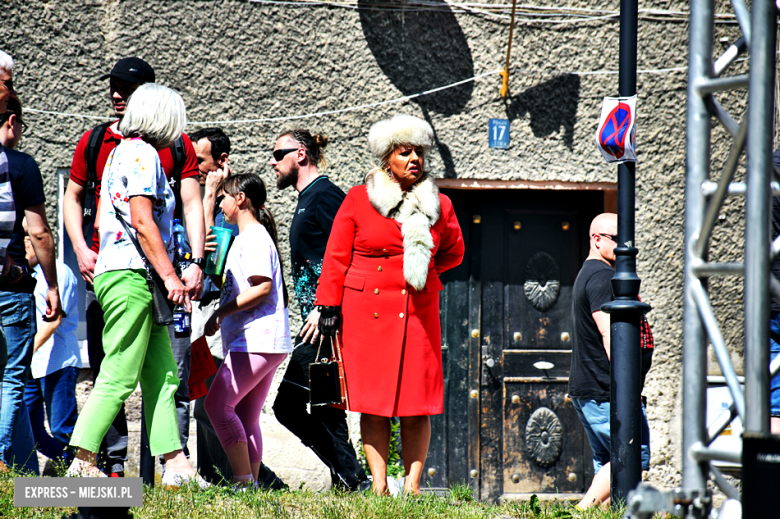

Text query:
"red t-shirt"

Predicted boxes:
[[70, 122, 199, 252]]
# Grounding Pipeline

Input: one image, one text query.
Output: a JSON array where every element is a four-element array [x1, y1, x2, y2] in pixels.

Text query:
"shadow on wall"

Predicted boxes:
[[359, 0, 474, 177], [358, 0, 474, 116], [503, 74, 581, 150]]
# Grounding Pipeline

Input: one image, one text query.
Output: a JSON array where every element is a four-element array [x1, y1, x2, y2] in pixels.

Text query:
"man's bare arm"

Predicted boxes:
[[592, 310, 611, 360], [203, 165, 229, 230], [25, 203, 61, 320], [181, 177, 205, 258], [63, 181, 98, 283], [180, 176, 205, 299]]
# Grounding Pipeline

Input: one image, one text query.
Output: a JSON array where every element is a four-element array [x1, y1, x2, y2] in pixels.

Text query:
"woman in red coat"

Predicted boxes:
[[316, 114, 464, 495]]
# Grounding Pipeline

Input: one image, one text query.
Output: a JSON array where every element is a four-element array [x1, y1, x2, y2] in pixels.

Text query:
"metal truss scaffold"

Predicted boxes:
[[624, 1, 778, 518]]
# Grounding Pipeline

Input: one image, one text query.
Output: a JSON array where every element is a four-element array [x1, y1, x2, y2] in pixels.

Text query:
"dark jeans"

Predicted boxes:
[[23, 366, 79, 465], [139, 327, 191, 486], [86, 287, 127, 475], [0, 291, 38, 473], [272, 330, 366, 489]]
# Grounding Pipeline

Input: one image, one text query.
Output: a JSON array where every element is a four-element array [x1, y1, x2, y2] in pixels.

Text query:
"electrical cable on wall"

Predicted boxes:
[[248, 0, 737, 24], [25, 63, 689, 126]]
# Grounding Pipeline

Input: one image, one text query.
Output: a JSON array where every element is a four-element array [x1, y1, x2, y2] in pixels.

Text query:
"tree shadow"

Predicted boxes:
[[503, 74, 581, 150], [358, 0, 474, 117]]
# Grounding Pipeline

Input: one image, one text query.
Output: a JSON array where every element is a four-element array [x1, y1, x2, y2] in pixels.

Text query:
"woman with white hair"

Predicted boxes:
[[68, 83, 205, 487], [316, 114, 464, 494], [0, 50, 16, 114]]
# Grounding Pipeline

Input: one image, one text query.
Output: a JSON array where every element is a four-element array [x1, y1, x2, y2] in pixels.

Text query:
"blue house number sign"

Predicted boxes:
[[489, 119, 510, 149]]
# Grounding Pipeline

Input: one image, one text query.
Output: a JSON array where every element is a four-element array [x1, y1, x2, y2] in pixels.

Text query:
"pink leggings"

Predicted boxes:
[[204, 351, 287, 463]]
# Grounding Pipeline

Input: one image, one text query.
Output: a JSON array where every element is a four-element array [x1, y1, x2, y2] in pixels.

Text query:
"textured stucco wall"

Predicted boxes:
[[3, 0, 748, 493]]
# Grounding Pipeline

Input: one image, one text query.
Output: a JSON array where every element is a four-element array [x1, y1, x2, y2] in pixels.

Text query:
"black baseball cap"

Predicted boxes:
[[99, 57, 155, 84]]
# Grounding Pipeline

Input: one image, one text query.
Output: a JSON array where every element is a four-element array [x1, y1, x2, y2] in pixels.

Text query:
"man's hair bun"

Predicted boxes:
[[313, 133, 328, 149]]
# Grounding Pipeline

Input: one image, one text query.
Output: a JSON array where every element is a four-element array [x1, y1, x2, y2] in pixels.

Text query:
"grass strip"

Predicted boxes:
[[0, 468, 627, 519]]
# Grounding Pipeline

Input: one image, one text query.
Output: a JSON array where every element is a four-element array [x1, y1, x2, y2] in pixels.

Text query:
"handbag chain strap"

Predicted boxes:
[[113, 206, 155, 284], [314, 335, 325, 363], [332, 332, 343, 364], [333, 332, 349, 410], [314, 334, 336, 364]]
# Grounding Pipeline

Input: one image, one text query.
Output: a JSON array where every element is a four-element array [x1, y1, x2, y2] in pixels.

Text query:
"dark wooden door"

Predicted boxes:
[[422, 188, 603, 501]]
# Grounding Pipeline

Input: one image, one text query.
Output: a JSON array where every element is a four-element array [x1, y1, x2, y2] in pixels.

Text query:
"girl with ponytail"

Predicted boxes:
[[203, 173, 292, 488]]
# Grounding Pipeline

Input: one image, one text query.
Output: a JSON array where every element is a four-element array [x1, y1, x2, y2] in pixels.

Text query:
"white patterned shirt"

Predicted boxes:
[[94, 138, 175, 277]]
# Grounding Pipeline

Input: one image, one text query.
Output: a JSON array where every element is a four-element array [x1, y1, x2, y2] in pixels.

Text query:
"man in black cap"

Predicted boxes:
[[64, 57, 205, 479]]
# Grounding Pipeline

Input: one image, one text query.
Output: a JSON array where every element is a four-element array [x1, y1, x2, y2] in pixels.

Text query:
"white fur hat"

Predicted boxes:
[[368, 114, 435, 160]]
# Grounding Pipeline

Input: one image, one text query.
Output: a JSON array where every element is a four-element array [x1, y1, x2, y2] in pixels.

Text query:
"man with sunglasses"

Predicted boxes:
[[63, 57, 205, 480], [568, 213, 651, 509], [270, 129, 368, 492]]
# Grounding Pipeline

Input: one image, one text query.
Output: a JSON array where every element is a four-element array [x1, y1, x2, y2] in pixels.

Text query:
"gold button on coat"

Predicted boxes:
[[401, 289, 407, 295], [374, 313, 379, 318], [374, 289, 379, 294], [377, 266, 382, 271], [399, 313, 404, 318]]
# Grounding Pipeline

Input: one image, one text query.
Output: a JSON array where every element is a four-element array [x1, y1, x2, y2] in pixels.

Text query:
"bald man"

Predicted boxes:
[[567, 213, 650, 509]]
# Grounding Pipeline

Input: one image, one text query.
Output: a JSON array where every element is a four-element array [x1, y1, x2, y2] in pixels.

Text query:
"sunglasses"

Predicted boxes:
[[1, 78, 13, 91], [0, 111, 26, 132], [272, 148, 299, 162], [595, 233, 618, 242]]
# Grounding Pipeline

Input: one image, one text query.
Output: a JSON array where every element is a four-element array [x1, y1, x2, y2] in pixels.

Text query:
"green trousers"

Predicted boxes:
[[70, 269, 181, 457]]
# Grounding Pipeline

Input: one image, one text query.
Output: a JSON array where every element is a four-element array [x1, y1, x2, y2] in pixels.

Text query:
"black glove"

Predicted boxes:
[[318, 306, 341, 337]]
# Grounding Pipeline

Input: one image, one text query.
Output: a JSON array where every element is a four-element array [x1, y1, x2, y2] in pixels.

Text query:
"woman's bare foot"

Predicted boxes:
[[66, 456, 106, 478], [372, 481, 390, 496], [163, 450, 198, 477]]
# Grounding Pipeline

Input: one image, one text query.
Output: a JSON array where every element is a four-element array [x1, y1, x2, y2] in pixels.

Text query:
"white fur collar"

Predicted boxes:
[[366, 168, 441, 291]]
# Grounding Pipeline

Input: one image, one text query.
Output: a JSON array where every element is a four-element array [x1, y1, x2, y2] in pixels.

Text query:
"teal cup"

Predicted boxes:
[[205, 226, 233, 276]]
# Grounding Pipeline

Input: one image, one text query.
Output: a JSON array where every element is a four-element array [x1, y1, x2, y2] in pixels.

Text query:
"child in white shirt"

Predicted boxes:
[[204, 173, 292, 487]]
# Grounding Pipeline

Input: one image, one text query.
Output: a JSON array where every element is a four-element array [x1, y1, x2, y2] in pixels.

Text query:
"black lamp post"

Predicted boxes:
[[600, 0, 651, 506]]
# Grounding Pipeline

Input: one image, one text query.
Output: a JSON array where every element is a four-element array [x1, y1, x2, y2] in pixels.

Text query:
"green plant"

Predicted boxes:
[[448, 482, 474, 502], [357, 417, 405, 479], [386, 418, 404, 478]]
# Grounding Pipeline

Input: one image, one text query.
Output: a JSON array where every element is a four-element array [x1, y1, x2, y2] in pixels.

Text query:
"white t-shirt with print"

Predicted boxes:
[[94, 138, 175, 278], [220, 223, 292, 356]]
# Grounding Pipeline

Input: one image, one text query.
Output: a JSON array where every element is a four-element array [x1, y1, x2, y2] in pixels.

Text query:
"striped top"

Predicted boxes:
[[0, 146, 16, 268]]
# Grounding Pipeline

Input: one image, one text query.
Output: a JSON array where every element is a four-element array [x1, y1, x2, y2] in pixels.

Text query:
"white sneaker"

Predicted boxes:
[[161, 470, 211, 489], [364, 475, 403, 497], [386, 477, 403, 497]]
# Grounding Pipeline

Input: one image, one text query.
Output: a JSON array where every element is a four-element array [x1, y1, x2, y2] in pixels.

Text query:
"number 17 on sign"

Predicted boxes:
[[489, 119, 510, 149]]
